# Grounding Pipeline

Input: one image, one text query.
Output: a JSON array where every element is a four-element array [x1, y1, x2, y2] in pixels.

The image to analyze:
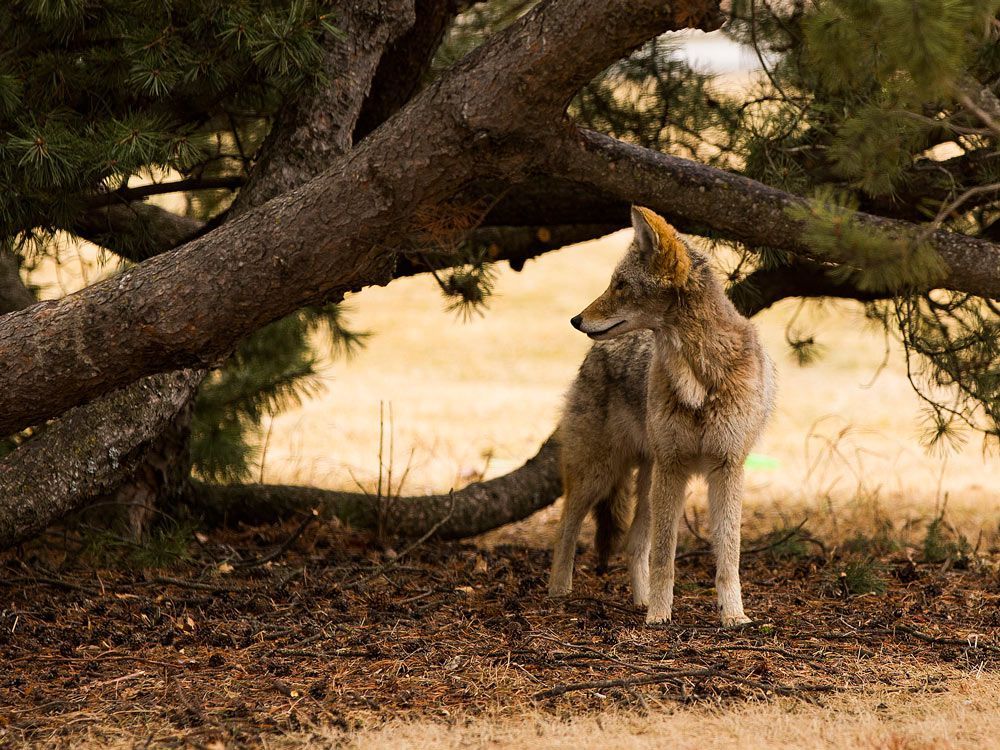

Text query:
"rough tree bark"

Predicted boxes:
[[0, 371, 201, 549], [0, 250, 35, 315], [353, 0, 461, 142]]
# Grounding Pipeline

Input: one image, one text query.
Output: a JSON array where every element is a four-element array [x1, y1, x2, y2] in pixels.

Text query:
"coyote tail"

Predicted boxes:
[[593, 479, 632, 574]]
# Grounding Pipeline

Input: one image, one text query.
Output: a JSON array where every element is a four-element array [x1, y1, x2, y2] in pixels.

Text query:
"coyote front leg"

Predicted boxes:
[[645, 465, 687, 625], [708, 460, 751, 627], [627, 462, 652, 607]]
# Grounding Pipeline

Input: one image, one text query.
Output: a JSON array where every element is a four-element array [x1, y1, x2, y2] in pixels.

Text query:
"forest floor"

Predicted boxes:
[[3, 514, 1000, 748]]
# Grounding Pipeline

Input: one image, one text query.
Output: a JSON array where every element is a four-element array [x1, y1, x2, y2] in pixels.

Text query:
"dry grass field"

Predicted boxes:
[[13, 226, 1000, 749], [307, 678, 1000, 750]]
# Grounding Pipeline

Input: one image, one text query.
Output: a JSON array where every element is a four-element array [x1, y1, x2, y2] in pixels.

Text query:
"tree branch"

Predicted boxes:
[[187, 433, 561, 539], [234, 0, 416, 211], [729, 262, 890, 317], [549, 128, 1000, 300], [84, 177, 245, 210], [394, 222, 622, 277], [353, 0, 459, 142], [71, 202, 205, 261], [0, 249, 35, 315]]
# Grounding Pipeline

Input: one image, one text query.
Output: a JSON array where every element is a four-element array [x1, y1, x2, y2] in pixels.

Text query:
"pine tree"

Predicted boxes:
[[726, 0, 1000, 449], [1, 0, 362, 480]]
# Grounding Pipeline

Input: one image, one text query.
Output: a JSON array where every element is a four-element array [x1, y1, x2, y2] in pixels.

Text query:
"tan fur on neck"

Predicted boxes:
[[635, 206, 690, 286]]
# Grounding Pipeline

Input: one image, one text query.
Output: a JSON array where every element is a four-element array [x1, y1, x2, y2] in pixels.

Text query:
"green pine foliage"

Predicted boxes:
[[573, 36, 723, 159], [0, 0, 339, 257], [191, 304, 365, 482], [786, 188, 948, 292]]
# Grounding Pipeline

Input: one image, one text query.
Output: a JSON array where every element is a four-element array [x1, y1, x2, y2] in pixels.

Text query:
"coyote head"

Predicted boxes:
[[571, 206, 695, 340]]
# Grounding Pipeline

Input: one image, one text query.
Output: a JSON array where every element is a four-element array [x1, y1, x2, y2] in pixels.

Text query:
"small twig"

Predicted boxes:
[[683, 509, 710, 547], [955, 89, 1000, 140], [0, 574, 101, 596], [235, 510, 318, 569], [343, 491, 457, 590], [534, 669, 709, 700], [259, 416, 275, 484], [87, 670, 148, 689], [677, 518, 812, 561], [142, 576, 245, 593], [923, 182, 1000, 239], [889, 624, 1000, 653], [530, 632, 663, 675], [563, 596, 642, 617], [535, 667, 833, 700], [698, 644, 828, 665]]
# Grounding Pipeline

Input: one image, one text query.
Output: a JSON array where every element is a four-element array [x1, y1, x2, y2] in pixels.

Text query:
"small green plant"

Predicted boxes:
[[76, 519, 197, 570], [832, 557, 888, 596], [841, 526, 899, 558], [760, 526, 811, 561], [922, 515, 973, 567], [128, 520, 198, 569]]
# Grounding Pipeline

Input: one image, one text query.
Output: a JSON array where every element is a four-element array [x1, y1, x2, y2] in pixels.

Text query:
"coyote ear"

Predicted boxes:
[[631, 206, 690, 286]]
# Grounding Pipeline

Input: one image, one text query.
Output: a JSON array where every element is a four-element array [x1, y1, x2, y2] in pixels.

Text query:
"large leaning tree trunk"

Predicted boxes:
[[2, 0, 1000, 547]]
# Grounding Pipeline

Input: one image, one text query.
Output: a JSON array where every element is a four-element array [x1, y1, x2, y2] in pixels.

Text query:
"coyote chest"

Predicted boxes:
[[656, 334, 709, 410]]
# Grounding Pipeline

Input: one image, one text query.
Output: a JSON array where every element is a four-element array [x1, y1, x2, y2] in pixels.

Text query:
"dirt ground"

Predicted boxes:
[[2, 514, 1000, 748]]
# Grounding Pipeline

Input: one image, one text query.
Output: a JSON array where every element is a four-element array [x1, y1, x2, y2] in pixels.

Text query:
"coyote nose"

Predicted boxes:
[[570, 314, 583, 330]]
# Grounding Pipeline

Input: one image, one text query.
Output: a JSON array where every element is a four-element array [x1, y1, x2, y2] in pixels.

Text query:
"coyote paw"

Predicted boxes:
[[633, 595, 649, 609], [547, 585, 571, 599], [645, 612, 672, 627], [720, 613, 752, 628]]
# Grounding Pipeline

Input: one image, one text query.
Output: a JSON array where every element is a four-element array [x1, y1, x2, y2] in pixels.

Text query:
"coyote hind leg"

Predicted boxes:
[[709, 460, 751, 627], [549, 465, 622, 598]]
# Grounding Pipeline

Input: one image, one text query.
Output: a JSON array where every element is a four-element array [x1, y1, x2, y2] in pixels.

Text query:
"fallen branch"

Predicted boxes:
[[187, 433, 561, 539]]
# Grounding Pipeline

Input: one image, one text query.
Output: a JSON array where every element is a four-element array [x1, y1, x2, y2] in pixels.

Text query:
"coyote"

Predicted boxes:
[[548, 207, 776, 627]]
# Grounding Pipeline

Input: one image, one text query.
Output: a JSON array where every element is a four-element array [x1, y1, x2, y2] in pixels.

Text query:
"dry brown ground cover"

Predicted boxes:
[[2, 517, 999, 748]]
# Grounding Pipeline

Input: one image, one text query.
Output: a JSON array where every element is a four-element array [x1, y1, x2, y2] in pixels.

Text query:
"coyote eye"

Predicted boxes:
[[612, 279, 626, 292]]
